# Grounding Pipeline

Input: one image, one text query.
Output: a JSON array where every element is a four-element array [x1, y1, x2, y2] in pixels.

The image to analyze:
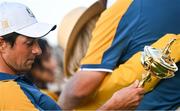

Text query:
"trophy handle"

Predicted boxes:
[[162, 38, 176, 56], [138, 71, 151, 87]]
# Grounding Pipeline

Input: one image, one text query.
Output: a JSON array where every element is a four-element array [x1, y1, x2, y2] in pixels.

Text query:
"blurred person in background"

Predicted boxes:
[[27, 39, 59, 101], [51, 45, 66, 94]]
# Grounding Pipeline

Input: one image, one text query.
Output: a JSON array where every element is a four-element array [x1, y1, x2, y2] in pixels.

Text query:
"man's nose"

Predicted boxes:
[[32, 41, 42, 55]]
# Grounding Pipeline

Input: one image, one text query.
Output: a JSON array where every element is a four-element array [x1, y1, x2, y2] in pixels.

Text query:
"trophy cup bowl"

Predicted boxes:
[[139, 39, 178, 87]]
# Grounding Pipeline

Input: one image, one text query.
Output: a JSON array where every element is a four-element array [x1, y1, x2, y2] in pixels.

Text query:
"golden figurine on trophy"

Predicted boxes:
[[138, 39, 178, 87]]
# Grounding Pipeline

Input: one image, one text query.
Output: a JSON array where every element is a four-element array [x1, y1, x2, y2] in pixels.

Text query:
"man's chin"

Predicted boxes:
[[17, 66, 32, 73]]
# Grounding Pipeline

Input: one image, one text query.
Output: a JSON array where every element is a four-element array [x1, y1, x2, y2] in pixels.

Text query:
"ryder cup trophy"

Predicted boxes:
[[138, 39, 178, 87]]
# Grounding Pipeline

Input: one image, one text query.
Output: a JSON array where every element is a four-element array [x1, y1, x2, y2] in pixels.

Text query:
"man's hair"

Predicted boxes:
[[1, 32, 20, 47], [68, 15, 99, 75]]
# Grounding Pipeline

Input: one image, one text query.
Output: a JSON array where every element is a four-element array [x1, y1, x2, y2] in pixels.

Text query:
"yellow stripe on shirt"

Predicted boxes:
[[81, 0, 133, 65], [0, 81, 38, 111]]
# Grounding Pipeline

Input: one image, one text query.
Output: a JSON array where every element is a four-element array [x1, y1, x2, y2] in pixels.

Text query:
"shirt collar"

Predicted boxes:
[[0, 72, 19, 81], [0, 72, 35, 87]]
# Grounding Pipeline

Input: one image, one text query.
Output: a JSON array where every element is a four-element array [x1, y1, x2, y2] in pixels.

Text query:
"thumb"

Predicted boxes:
[[129, 80, 139, 88]]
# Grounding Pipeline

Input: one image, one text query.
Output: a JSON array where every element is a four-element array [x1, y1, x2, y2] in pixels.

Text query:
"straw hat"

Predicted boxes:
[[57, 1, 105, 76]]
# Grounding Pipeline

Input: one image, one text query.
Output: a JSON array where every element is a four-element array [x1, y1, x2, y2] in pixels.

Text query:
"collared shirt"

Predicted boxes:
[[80, 0, 180, 109], [0, 72, 61, 111]]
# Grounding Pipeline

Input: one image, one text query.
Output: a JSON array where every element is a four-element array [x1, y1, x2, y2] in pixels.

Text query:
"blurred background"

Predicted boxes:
[[0, 0, 98, 45], [0, 0, 115, 46]]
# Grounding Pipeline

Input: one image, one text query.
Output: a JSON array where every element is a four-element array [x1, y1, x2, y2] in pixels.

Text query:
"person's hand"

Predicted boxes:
[[110, 80, 144, 109], [98, 80, 144, 110]]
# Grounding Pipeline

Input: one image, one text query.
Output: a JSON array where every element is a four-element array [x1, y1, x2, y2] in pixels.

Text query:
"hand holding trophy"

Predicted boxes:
[[138, 39, 178, 87]]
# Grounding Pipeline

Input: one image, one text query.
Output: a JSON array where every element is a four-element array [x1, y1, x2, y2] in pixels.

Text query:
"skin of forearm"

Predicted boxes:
[[59, 81, 94, 109], [59, 71, 106, 109], [97, 98, 116, 110]]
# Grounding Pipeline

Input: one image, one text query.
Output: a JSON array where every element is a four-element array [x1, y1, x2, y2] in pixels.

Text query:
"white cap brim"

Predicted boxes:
[[16, 22, 56, 38]]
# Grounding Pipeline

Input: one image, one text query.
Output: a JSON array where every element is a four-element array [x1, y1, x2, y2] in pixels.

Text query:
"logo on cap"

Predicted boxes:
[[26, 7, 35, 18], [1, 20, 9, 29]]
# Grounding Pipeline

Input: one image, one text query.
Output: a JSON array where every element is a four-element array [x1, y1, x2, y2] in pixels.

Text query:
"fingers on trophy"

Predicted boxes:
[[138, 39, 178, 87]]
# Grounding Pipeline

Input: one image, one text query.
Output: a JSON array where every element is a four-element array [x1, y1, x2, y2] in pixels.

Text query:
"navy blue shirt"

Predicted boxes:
[[81, 0, 180, 109], [117, 0, 180, 109], [80, 0, 180, 109], [0, 72, 61, 111]]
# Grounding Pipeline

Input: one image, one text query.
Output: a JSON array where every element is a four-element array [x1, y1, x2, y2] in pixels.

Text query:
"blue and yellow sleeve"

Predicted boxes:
[[0, 81, 38, 111], [77, 34, 180, 110], [80, 0, 138, 72]]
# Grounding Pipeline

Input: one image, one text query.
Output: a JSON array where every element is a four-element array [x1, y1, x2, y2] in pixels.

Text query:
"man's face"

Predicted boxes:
[[2, 35, 42, 73]]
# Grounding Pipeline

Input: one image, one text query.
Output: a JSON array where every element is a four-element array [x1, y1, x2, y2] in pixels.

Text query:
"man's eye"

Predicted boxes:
[[26, 41, 33, 46]]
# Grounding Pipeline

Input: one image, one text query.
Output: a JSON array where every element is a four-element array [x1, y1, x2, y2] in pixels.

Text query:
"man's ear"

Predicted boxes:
[[0, 37, 7, 52]]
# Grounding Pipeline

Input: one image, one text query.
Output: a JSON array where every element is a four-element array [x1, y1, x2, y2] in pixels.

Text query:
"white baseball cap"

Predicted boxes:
[[0, 2, 56, 38]]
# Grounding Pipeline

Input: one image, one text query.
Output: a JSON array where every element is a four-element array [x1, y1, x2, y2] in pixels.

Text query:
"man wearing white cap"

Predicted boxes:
[[0, 2, 61, 110]]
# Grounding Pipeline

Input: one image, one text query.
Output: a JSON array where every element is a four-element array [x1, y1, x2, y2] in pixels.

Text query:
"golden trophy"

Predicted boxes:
[[138, 39, 178, 87]]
